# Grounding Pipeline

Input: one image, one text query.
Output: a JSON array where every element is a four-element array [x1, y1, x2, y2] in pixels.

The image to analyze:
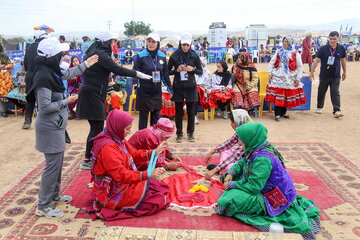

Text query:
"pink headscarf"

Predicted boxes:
[[150, 118, 175, 142], [91, 110, 134, 159]]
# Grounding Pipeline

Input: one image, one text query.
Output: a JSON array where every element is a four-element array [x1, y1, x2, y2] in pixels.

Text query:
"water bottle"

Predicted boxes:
[[269, 222, 283, 240]]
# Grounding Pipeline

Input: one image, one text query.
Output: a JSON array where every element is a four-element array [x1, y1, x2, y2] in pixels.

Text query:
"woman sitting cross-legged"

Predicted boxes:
[[208, 61, 234, 119], [215, 122, 320, 239], [87, 110, 170, 220], [128, 117, 182, 171]]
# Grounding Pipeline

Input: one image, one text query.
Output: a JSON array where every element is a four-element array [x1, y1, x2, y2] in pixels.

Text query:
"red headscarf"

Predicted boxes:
[[91, 110, 134, 159]]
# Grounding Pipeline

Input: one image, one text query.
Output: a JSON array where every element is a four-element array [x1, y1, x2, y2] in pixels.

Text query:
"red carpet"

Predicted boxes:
[[1, 143, 359, 239]]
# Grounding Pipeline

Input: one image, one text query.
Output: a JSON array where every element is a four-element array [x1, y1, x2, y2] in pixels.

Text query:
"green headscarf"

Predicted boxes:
[[236, 122, 267, 153]]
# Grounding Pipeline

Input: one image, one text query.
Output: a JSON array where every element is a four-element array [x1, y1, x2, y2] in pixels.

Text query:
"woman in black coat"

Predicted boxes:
[[133, 33, 172, 130], [168, 33, 203, 143], [77, 31, 151, 170]]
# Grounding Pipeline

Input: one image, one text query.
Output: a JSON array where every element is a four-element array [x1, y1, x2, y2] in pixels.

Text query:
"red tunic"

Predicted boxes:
[[301, 38, 313, 64], [92, 141, 150, 210]]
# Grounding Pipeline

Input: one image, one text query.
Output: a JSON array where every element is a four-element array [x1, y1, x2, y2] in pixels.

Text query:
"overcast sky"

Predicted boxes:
[[0, 0, 359, 36]]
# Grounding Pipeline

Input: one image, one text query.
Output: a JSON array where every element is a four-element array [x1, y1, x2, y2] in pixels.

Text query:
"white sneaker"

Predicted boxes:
[[315, 108, 322, 114], [222, 111, 228, 119], [35, 206, 64, 218], [194, 116, 200, 125], [216, 110, 221, 117], [334, 111, 343, 118]]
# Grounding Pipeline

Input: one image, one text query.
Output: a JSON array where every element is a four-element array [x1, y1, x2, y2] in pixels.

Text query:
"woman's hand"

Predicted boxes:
[[151, 167, 166, 179], [223, 174, 233, 189], [155, 141, 168, 155], [68, 95, 78, 103], [172, 155, 182, 162], [85, 54, 99, 67], [185, 65, 194, 72], [177, 65, 185, 72], [205, 168, 218, 180], [166, 161, 181, 171], [205, 150, 215, 164], [294, 79, 300, 87]]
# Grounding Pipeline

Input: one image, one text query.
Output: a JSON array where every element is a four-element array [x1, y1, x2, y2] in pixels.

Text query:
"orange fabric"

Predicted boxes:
[[162, 173, 224, 208]]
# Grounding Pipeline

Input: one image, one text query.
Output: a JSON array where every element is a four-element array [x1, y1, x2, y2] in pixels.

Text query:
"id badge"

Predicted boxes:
[[180, 71, 188, 81], [327, 56, 335, 65], [152, 71, 160, 83]]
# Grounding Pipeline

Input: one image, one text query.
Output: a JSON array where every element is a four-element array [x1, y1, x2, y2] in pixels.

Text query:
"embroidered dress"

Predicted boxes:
[[265, 49, 306, 108], [0, 53, 13, 99], [215, 123, 320, 240], [6, 70, 27, 108], [231, 60, 261, 110]]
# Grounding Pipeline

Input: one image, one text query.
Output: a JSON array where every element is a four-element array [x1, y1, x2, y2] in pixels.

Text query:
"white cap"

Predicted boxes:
[[34, 30, 51, 40], [37, 37, 70, 58], [95, 30, 119, 42], [146, 32, 160, 42], [127, 45, 131, 48], [181, 33, 192, 45]]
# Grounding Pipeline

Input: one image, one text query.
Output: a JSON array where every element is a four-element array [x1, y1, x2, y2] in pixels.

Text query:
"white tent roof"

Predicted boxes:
[[160, 35, 181, 48]]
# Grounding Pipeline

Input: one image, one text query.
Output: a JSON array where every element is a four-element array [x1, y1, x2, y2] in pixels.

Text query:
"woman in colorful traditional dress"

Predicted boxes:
[[0, 43, 14, 117], [128, 117, 182, 171], [231, 52, 261, 112], [215, 122, 320, 239], [6, 61, 27, 110], [208, 61, 234, 119], [266, 37, 306, 121], [88, 110, 170, 220], [204, 109, 252, 180], [67, 56, 83, 118]]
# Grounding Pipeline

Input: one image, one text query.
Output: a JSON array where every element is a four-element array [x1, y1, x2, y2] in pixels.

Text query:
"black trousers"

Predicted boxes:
[[139, 110, 160, 130], [24, 101, 35, 124], [175, 101, 195, 135], [85, 120, 104, 159], [217, 99, 231, 111], [274, 106, 287, 117], [317, 77, 341, 114]]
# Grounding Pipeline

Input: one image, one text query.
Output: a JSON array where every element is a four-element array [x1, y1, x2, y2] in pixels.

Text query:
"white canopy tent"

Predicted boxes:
[[160, 35, 181, 48]]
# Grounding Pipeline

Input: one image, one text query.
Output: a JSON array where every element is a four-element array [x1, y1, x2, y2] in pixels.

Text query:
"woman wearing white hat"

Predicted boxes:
[[133, 32, 172, 130], [76, 30, 151, 170], [27, 37, 99, 218], [168, 33, 203, 143]]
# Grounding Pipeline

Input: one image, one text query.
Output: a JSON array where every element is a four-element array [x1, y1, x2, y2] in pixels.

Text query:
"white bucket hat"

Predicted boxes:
[[37, 37, 70, 58]]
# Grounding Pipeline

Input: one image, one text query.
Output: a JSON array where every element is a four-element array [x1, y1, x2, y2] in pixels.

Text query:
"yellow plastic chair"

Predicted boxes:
[[225, 53, 233, 64], [258, 71, 272, 117], [128, 89, 137, 114]]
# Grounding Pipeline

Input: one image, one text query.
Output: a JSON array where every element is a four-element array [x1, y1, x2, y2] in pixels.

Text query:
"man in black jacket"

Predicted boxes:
[[22, 28, 53, 129]]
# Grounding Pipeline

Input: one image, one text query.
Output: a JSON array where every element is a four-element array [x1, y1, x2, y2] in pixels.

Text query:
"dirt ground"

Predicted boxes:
[[0, 61, 359, 196]]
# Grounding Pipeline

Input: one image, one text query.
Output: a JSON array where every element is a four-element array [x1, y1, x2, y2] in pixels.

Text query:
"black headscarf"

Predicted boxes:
[[84, 39, 112, 60], [26, 52, 65, 103], [178, 41, 192, 65], [214, 60, 232, 86], [147, 41, 160, 58]]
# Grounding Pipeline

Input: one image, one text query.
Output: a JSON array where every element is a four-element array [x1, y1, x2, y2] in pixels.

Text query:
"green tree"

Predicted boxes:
[[124, 21, 152, 37]]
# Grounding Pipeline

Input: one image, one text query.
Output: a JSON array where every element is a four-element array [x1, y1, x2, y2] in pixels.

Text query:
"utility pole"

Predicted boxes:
[[106, 20, 112, 31], [132, 0, 135, 36]]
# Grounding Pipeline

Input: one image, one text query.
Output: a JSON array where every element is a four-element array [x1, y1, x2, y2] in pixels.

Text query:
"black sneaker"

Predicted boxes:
[[176, 135, 183, 143], [188, 134, 195, 142], [282, 114, 290, 119]]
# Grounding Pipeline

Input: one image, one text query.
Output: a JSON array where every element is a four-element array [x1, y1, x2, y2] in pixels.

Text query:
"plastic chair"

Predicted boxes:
[[252, 50, 259, 63], [258, 71, 272, 117], [225, 53, 233, 64], [128, 89, 137, 114]]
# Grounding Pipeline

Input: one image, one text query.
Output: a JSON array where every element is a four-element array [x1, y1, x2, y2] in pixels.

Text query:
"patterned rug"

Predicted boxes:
[[0, 143, 359, 240]]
